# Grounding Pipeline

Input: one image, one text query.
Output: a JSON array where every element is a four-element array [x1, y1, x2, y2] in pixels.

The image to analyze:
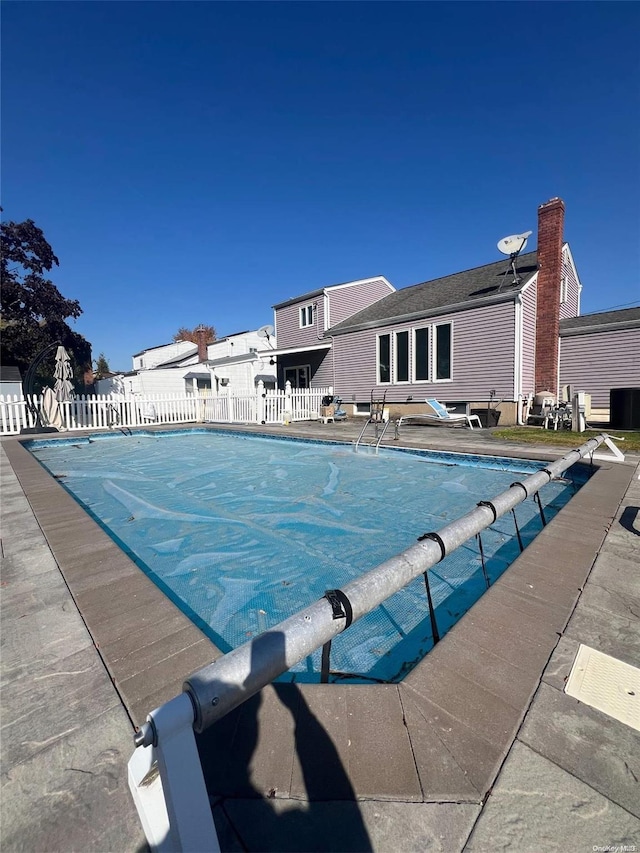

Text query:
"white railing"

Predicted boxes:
[[0, 383, 333, 435]]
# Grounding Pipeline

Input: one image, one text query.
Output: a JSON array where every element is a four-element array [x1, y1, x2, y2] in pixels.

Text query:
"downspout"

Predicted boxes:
[[315, 292, 336, 391], [515, 293, 524, 425]]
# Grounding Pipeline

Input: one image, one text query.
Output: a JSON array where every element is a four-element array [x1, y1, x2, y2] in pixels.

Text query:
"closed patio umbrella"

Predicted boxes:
[[41, 386, 63, 430], [54, 346, 74, 402]]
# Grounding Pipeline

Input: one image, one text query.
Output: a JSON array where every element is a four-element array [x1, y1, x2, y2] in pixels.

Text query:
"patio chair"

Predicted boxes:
[[397, 398, 482, 431]]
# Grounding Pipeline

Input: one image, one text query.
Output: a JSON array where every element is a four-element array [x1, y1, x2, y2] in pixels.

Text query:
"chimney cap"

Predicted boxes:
[[538, 197, 565, 210]]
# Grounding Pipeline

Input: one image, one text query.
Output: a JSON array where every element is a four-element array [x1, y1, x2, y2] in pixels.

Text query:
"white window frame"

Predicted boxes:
[[560, 276, 568, 304], [354, 402, 372, 417], [432, 321, 453, 382], [412, 326, 430, 383], [376, 333, 392, 385], [393, 330, 410, 384], [299, 304, 314, 328]]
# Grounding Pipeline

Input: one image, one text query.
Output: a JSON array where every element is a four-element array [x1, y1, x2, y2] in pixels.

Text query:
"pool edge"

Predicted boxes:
[[2, 429, 634, 803]]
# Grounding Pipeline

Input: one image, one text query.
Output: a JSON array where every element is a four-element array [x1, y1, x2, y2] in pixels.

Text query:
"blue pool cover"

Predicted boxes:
[[28, 429, 588, 682]]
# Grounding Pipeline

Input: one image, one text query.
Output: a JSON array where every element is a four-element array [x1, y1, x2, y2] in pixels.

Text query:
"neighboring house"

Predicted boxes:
[[204, 329, 277, 393], [559, 308, 640, 408], [97, 329, 277, 396], [272, 198, 587, 423], [131, 340, 197, 371], [270, 276, 395, 389], [0, 365, 23, 398]]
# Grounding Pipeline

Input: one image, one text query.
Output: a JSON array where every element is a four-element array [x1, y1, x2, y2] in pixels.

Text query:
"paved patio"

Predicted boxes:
[[1, 422, 639, 851]]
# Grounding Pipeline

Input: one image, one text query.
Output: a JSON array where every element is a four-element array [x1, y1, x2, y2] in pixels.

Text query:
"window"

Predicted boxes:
[[377, 334, 391, 384], [185, 377, 212, 395], [434, 322, 452, 381], [394, 331, 409, 382], [299, 305, 314, 328], [284, 365, 310, 388], [413, 327, 429, 382], [560, 276, 568, 304]]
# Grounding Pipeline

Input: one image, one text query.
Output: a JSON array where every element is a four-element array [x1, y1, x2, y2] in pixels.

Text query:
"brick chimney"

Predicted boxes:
[[194, 325, 208, 363], [535, 197, 565, 397]]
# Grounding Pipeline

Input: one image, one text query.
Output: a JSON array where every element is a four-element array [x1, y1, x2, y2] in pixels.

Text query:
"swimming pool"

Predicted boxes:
[[27, 429, 587, 682]]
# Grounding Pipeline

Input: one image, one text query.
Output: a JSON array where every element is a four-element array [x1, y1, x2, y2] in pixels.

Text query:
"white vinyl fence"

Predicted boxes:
[[0, 382, 333, 435]]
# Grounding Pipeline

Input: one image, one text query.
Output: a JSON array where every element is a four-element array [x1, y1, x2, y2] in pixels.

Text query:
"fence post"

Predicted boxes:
[[284, 381, 292, 425], [226, 385, 233, 423], [256, 381, 265, 424]]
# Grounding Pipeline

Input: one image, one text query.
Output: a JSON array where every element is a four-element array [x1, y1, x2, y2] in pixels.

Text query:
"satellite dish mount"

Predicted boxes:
[[257, 324, 275, 348], [497, 230, 532, 287]]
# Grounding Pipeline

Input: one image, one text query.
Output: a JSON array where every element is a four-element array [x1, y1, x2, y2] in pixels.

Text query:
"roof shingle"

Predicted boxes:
[[328, 252, 539, 334], [560, 306, 640, 335]]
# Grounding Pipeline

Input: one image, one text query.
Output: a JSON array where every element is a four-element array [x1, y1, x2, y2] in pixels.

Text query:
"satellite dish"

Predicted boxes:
[[497, 231, 532, 256], [257, 324, 275, 346], [497, 230, 533, 290]]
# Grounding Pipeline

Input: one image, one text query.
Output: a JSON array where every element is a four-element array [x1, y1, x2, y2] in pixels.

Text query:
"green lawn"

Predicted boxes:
[[491, 426, 640, 452]]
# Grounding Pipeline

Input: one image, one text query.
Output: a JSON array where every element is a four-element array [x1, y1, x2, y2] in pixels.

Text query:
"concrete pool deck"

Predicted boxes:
[[1, 423, 639, 851]]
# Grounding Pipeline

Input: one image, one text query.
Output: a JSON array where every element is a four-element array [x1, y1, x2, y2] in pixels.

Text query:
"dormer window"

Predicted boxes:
[[299, 304, 314, 328]]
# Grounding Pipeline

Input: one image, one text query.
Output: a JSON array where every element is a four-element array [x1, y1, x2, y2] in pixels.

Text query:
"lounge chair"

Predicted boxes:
[[397, 398, 482, 431]]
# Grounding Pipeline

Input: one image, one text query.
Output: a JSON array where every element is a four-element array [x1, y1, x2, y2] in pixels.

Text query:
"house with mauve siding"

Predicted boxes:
[[559, 308, 640, 408], [271, 199, 578, 424], [329, 199, 585, 425], [270, 276, 395, 389], [271, 197, 636, 424]]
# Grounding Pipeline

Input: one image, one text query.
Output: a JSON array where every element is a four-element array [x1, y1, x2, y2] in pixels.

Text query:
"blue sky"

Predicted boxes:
[[3, 1, 639, 372]]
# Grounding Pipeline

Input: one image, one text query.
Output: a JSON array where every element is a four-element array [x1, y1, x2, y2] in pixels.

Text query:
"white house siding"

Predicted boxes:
[[521, 278, 537, 396], [332, 301, 517, 404], [127, 369, 194, 395], [210, 360, 268, 392], [560, 327, 640, 407], [327, 279, 394, 328], [95, 376, 127, 395], [134, 340, 196, 370], [559, 245, 581, 320], [207, 330, 271, 360]]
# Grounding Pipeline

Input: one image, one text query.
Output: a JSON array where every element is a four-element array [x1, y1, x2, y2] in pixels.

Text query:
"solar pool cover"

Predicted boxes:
[[28, 429, 587, 682]]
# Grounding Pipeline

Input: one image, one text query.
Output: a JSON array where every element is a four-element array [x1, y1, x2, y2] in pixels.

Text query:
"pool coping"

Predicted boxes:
[[2, 425, 635, 804]]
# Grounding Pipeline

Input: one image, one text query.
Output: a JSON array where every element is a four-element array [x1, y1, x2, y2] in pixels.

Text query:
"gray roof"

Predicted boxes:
[[132, 343, 173, 357], [153, 346, 198, 367], [206, 352, 258, 367], [560, 306, 640, 336], [328, 252, 539, 335], [0, 366, 22, 383]]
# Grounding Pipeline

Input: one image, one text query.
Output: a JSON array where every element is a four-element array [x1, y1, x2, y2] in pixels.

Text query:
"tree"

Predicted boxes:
[[94, 353, 111, 379], [1, 216, 92, 390], [173, 324, 217, 344]]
